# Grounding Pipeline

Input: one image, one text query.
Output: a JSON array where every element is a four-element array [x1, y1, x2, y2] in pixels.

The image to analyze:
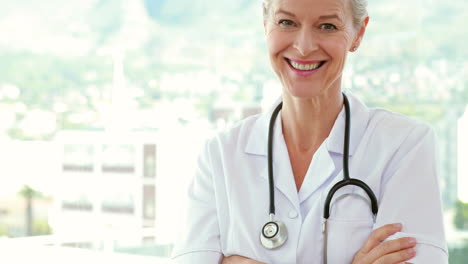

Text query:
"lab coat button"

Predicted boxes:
[[288, 210, 298, 219]]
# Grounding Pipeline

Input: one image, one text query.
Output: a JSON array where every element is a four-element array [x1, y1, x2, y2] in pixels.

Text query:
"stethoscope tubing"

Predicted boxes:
[[263, 93, 379, 253], [322, 94, 378, 219], [267, 101, 283, 216]]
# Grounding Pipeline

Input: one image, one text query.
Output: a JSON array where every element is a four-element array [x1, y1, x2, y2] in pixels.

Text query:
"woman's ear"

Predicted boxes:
[[351, 16, 370, 52]]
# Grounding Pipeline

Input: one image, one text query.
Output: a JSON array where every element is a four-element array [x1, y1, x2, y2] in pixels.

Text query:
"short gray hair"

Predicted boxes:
[[350, 0, 368, 27], [263, 0, 368, 28]]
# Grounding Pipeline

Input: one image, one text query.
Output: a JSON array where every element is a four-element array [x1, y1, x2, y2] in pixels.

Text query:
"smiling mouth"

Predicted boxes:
[[286, 59, 326, 71]]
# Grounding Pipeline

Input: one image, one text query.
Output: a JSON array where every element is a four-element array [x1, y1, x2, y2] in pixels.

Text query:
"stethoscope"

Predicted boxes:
[[260, 93, 379, 263]]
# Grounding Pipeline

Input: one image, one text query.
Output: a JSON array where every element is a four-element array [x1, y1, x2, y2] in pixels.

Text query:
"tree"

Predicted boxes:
[[32, 219, 52, 236], [454, 200, 468, 230], [18, 185, 42, 236]]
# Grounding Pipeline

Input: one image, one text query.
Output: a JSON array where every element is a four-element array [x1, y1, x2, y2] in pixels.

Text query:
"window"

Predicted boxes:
[[102, 144, 135, 173], [63, 144, 94, 172]]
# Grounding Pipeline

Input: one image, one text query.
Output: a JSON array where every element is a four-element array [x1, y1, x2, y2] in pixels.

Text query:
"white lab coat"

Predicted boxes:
[[172, 93, 448, 264]]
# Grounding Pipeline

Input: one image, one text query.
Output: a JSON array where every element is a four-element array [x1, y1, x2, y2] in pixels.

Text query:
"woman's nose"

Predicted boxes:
[[292, 29, 318, 57]]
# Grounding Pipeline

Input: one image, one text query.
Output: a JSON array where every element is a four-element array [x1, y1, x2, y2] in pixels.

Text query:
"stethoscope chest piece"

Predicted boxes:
[[260, 220, 288, 249]]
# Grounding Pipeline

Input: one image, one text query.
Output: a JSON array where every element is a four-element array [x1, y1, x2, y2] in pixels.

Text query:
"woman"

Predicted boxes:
[[172, 0, 448, 263]]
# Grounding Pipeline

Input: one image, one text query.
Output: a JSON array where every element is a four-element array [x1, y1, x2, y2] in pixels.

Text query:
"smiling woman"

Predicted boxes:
[[1, 0, 465, 263], [263, 0, 366, 100], [171, 0, 449, 263]]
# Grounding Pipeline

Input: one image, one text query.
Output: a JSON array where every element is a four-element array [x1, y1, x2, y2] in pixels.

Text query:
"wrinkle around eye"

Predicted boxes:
[[278, 19, 296, 27], [320, 24, 338, 31]]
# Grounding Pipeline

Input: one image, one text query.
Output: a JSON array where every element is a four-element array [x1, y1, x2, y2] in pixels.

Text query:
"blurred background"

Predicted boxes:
[[0, 0, 467, 263]]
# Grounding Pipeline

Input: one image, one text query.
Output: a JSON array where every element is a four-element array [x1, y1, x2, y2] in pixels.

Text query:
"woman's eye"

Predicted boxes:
[[278, 19, 295, 27], [320, 24, 337, 31]]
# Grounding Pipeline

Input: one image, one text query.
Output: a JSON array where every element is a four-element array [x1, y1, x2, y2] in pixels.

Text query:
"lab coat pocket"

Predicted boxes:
[[323, 186, 375, 264], [325, 218, 374, 264]]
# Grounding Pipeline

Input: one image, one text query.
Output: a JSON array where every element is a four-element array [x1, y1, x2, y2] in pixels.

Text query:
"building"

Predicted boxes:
[[51, 130, 158, 252]]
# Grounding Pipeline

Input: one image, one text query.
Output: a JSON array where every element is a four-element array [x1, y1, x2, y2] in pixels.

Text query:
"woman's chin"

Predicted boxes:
[[283, 85, 324, 99]]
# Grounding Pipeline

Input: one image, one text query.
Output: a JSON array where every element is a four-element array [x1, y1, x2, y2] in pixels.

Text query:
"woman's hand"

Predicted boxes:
[[221, 255, 267, 264], [352, 223, 416, 264]]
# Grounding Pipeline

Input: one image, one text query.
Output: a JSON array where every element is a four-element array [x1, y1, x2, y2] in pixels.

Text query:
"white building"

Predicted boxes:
[[51, 130, 158, 252]]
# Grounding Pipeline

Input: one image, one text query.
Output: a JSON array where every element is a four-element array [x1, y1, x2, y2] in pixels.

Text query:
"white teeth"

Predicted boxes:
[[289, 60, 322, 71]]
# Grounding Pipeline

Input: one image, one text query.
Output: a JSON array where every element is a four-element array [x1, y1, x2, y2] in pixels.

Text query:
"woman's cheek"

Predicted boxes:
[[267, 31, 284, 54]]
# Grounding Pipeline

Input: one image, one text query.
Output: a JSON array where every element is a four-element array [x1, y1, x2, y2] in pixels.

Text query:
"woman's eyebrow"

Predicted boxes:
[[319, 14, 342, 21], [275, 9, 297, 17], [274, 10, 343, 22]]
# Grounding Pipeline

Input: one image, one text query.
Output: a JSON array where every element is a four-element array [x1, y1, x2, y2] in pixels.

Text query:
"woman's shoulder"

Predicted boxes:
[[347, 94, 434, 145], [205, 113, 266, 153], [365, 107, 435, 146], [369, 107, 432, 131]]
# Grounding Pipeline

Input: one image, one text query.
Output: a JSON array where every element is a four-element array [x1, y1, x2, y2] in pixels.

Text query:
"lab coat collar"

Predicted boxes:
[[243, 97, 279, 156], [244, 92, 370, 157], [326, 93, 369, 156], [244, 98, 301, 208]]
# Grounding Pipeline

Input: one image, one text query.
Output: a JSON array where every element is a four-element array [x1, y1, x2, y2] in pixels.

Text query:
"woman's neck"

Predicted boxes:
[[281, 91, 343, 154]]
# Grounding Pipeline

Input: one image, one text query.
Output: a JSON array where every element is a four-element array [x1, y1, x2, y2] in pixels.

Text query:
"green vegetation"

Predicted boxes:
[[18, 185, 44, 236], [0, 224, 7, 237], [450, 243, 468, 264], [454, 200, 468, 230], [32, 219, 52, 236]]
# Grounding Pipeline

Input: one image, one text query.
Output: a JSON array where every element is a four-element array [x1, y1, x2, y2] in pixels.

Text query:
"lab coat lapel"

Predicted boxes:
[[318, 93, 372, 211], [244, 111, 269, 156], [299, 93, 370, 202], [298, 142, 335, 203], [244, 104, 300, 211], [327, 93, 369, 156], [270, 115, 301, 210], [243, 93, 370, 211]]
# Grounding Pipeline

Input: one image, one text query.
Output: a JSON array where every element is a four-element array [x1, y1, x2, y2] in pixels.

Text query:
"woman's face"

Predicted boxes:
[[264, 0, 368, 99]]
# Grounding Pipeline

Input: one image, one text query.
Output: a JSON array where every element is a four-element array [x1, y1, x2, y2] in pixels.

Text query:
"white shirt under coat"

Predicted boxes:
[[172, 93, 448, 263]]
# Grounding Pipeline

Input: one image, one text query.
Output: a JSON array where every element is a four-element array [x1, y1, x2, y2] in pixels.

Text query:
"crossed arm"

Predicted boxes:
[[172, 126, 447, 264], [222, 223, 415, 264]]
